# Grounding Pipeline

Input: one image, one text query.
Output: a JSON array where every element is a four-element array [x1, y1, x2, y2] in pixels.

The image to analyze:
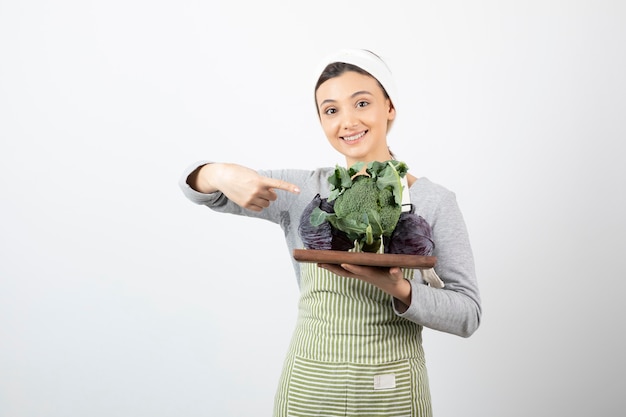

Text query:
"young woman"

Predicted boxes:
[[179, 49, 481, 417]]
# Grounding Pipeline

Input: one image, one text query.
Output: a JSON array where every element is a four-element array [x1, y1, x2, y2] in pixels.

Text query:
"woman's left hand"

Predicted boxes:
[[317, 263, 412, 311]]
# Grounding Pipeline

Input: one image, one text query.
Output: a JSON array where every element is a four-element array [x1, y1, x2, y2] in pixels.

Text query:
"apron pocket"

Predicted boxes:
[[286, 356, 414, 417]]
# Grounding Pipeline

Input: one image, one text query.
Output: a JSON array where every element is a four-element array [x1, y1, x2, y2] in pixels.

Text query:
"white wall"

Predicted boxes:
[[1, 1, 625, 416]]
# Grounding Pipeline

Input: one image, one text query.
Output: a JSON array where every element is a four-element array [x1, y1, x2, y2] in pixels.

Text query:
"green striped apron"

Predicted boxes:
[[273, 262, 432, 416]]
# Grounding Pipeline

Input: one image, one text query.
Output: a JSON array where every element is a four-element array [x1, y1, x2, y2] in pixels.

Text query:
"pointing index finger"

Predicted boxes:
[[266, 177, 300, 194]]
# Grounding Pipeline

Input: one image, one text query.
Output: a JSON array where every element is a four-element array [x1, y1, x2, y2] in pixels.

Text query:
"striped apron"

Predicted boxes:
[[273, 262, 432, 417]]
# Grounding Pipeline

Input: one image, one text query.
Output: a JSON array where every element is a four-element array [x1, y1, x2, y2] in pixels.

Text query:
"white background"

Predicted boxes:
[[1, 1, 625, 416]]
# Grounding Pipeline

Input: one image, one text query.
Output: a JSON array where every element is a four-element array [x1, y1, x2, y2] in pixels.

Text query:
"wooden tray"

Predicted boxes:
[[293, 249, 436, 269]]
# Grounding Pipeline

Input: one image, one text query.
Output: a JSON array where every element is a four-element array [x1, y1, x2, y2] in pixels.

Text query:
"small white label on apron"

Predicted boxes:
[[373, 373, 396, 390]]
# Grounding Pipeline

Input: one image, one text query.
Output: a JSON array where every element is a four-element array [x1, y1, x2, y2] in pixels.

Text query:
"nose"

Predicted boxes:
[[341, 109, 358, 129]]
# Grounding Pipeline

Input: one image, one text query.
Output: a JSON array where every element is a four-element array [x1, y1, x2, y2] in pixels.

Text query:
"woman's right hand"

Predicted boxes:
[[189, 163, 300, 212]]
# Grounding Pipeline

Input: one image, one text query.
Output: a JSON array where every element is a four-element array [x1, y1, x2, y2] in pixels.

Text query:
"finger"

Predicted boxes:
[[342, 263, 387, 276], [255, 187, 278, 202], [250, 196, 273, 209], [264, 178, 301, 194], [339, 263, 362, 274], [318, 263, 349, 276], [389, 266, 403, 276]]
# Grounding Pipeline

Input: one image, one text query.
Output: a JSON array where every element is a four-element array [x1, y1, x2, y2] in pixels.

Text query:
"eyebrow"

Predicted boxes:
[[319, 90, 374, 107]]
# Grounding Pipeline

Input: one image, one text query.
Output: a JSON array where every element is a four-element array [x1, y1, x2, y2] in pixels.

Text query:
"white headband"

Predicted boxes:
[[314, 48, 398, 113]]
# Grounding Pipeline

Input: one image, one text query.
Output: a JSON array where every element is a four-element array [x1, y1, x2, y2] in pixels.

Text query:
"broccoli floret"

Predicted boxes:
[[377, 188, 401, 234], [333, 176, 379, 218], [379, 205, 402, 235]]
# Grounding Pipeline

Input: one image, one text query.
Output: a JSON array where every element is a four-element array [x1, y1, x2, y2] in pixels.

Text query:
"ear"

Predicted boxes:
[[387, 100, 396, 121]]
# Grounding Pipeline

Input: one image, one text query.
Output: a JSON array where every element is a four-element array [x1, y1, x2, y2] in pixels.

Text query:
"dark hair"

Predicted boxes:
[[314, 62, 396, 159], [315, 62, 390, 109]]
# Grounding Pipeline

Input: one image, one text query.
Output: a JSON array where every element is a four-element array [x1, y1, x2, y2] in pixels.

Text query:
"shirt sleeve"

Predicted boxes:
[[393, 188, 482, 338], [178, 161, 226, 206]]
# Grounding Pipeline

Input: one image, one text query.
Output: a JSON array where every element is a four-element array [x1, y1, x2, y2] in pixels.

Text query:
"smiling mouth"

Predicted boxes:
[[341, 131, 367, 142]]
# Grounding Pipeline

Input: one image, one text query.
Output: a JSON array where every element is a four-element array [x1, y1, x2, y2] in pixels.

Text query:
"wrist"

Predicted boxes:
[[191, 163, 220, 194], [393, 279, 412, 312]]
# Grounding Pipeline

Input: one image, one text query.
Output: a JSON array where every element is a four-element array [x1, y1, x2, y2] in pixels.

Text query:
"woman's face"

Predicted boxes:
[[315, 71, 396, 167]]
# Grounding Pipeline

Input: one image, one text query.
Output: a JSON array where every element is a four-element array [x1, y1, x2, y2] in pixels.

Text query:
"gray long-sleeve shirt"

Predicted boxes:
[[179, 163, 481, 337]]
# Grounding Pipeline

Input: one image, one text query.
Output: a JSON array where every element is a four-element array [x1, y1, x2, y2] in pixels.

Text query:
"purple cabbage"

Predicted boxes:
[[384, 204, 435, 256], [298, 194, 353, 251]]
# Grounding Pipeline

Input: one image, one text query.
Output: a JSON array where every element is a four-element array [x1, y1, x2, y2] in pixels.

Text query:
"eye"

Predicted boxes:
[[324, 107, 337, 115], [356, 100, 369, 108]]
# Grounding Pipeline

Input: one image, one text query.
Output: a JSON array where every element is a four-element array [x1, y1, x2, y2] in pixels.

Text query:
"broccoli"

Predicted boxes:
[[332, 176, 379, 218], [310, 160, 408, 253]]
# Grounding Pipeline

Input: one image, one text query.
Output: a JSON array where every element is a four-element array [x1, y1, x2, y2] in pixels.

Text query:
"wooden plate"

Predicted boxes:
[[293, 249, 436, 269]]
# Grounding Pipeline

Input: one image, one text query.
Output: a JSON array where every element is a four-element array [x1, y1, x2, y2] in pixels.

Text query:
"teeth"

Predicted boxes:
[[343, 131, 365, 142]]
